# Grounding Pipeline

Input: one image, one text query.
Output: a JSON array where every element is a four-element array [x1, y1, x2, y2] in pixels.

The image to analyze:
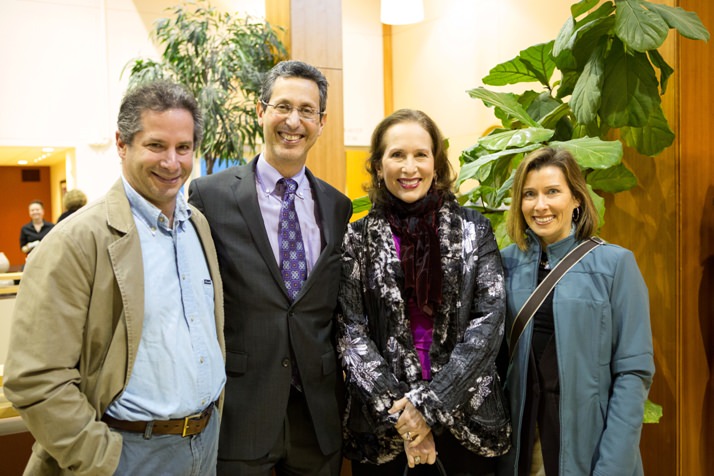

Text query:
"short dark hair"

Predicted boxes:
[[117, 80, 203, 148], [507, 146, 598, 251], [366, 109, 454, 207], [29, 200, 44, 208], [260, 60, 328, 114]]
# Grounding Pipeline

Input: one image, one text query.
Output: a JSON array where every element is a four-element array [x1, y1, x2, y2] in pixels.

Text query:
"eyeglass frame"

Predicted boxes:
[[260, 100, 323, 121]]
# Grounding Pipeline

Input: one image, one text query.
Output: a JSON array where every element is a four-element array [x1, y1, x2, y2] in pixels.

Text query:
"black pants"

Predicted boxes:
[[217, 387, 341, 476], [351, 430, 496, 476]]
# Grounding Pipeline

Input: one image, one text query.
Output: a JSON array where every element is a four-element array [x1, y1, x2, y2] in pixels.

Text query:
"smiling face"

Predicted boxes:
[[258, 76, 325, 177], [378, 121, 435, 204], [117, 108, 195, 220], [29, 203, 44, 223], [521, 165, 580, 247]]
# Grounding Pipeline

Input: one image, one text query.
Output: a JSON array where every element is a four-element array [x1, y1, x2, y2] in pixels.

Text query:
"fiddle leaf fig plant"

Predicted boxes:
[[458, 0, 709, 246], [123, 0, 287, 174]]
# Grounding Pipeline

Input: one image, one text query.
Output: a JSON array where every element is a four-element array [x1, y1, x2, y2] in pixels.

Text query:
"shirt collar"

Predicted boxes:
[[121, 175, 191, 231], [255, 154, 308, 199]]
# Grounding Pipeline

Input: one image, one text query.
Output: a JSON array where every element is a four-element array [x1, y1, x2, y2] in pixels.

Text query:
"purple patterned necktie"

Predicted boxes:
[[278, 178, 307, 301]]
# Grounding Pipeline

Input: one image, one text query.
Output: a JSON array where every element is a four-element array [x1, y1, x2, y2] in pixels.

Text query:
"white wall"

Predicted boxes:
[[0, 0, 265, 200], [342, 0, 574, 165], [342, 0, 384, 146]]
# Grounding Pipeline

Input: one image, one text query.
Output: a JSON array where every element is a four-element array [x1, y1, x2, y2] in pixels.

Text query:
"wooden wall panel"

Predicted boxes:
[[599, 23, 679, 476], [265, 0, 346, 193], [678, 1, 713, 474]]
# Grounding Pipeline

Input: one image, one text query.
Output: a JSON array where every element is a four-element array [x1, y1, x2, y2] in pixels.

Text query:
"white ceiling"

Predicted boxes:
[[0, 146, 71, 168]]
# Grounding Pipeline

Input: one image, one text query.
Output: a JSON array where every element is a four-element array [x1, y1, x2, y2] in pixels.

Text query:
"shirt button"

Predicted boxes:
[[281, 358, 290, 368], [200, 356, 205, 364]]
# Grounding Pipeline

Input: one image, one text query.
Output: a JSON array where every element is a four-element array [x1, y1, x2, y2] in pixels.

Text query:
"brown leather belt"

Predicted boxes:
[[102, 402, 215, 437]]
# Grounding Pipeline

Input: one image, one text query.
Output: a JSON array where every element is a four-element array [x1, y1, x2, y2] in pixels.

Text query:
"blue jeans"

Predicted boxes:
[[113, 411, 220, 476]]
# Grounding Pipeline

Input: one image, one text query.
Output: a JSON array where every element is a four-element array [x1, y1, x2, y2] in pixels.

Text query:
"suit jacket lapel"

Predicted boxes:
[[232, 160, 288, 292], [296, 169, 336, 300]]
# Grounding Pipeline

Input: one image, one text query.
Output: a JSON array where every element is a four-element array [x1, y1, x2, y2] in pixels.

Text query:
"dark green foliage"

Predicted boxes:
[[458, 0, 709, 246], [123, 0, 287, 174]]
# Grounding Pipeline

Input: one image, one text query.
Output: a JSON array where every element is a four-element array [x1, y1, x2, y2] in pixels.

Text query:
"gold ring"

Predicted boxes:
[[414, 456, 421, 464], [403, 431, 411, 441]]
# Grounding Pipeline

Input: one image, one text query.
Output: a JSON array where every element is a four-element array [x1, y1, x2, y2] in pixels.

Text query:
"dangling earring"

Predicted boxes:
[[377, 177, 382, 189], [572, 206, 581, 223]]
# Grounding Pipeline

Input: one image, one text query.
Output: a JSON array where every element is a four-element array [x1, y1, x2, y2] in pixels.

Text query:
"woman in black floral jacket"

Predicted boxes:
[[337, 109, 511, 475]]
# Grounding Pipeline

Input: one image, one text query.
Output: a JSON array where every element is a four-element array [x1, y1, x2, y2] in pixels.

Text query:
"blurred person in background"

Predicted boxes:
[[19, 199, 54, 255], [57, 188, 88, 222]]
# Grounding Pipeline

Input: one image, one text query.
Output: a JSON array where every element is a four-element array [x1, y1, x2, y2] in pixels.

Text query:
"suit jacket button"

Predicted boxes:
[[281, 358, 290, 368]]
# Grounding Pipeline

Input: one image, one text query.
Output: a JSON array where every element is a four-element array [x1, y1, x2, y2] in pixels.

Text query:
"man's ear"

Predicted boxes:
[[116, 131, 127, 160], [257, 101, 265, 126]]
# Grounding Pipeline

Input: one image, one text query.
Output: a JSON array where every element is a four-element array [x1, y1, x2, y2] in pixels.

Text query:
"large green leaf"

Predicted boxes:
[[485, 212, 513, 250], [482, 42, 555, 87], [555, 2, 615, 70], [525, 92, 561, 123], [571, 11, 616, 67], [550, 137, 623, 169], [519, 42, 557, 87], [589, 185, 606, 230], [479, 128, 555, 151], [352, 196, 372, 214], [571, 42, 606, 126], [615, 0, 669, 52], [467, 87, 539, 127], [647, 49, 674, 95], [553, 16, 578, 70], [586, 163, 638, 193], [643, 2, 710, 41], [620, 105, 675, 156], [538, 102, 572, 130], [571, 0, 600, 19], [644, 398, 663, 424], [482, 56, 542, 86], [601, 40, 660, 128], [458, 145, 541, 185]]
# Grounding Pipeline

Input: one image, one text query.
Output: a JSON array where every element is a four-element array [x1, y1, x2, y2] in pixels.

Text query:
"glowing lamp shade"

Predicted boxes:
[[381, 0, 425, 25]]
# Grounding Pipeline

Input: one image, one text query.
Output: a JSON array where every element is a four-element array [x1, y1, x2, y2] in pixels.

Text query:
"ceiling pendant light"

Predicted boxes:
[[381, 0, 425, 25]]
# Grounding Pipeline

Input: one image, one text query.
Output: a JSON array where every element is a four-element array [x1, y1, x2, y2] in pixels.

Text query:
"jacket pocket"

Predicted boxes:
[[226, 351, 248, 376], [321, 349, 337, 376], [459, 370, 513, 457]]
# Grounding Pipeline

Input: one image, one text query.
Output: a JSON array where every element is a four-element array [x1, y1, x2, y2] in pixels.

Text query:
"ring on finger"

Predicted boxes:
[[403, 431, 412, 441], [414, 456, 421, 464]]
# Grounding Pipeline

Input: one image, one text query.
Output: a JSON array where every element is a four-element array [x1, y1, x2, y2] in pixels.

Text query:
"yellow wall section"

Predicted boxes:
[[345, 148, 371, 221]]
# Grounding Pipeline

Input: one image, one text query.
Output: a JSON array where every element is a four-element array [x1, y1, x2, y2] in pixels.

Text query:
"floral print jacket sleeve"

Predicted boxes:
[[337, 200, 511, 463]]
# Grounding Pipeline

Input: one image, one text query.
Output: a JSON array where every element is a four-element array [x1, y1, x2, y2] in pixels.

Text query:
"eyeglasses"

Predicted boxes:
[[261, 101, 322, 121]]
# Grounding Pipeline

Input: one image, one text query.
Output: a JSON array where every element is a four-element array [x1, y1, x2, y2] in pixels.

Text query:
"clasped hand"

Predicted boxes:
[[390, 397, 437, 466]]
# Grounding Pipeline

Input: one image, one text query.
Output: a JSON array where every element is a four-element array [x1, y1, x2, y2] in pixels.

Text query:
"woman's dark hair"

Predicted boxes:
[[507, 146, 598, 250], [366, 109, 454, 207]]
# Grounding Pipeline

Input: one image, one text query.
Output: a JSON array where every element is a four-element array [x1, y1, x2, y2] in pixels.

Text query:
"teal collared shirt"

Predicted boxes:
[[106, 179, 225, 420]]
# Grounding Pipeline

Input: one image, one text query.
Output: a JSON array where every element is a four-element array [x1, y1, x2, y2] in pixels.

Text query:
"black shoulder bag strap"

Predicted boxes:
[[508, 236, 604, 361]]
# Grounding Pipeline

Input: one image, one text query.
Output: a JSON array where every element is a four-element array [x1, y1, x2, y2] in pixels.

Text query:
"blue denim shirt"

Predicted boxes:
[[106, 178, 225, 420]]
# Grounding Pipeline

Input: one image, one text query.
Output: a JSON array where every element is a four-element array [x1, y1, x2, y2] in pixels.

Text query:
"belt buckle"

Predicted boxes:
[[181, 411, 203, 437]]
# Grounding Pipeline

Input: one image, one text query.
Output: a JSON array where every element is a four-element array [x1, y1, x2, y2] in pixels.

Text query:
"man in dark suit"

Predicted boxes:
[[188, 60, 352, 476]]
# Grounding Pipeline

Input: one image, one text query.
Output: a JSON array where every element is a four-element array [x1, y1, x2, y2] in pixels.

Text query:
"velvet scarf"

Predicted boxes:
[[380, 188, 443, 316]]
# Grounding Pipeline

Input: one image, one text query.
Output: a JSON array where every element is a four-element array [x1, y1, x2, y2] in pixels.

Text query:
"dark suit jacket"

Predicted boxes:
[[188, 158, 352, 460]]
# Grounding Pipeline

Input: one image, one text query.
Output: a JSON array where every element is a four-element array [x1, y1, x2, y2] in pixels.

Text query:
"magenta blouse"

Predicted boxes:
[[394, 235, 434, 381]]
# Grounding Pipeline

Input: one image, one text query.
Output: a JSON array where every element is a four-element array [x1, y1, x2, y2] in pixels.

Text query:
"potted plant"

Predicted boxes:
[[123, 0, 287, 174], [457, 0, 709, 252]]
